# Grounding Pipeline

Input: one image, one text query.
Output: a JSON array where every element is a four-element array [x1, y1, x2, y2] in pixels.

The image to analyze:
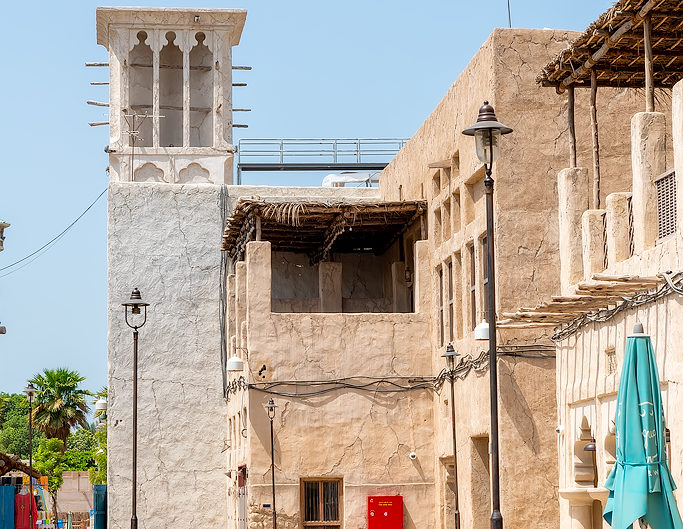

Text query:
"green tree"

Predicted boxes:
[[30, 368, 90, 447], [88, 425, 107, 485], [66, 428, 98, 453], [0, 393, 44, 458], [34, 438, 66, 522]]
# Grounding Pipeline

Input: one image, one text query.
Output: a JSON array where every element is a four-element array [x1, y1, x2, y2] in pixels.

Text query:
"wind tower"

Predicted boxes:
[[96, 7, 247, 183]]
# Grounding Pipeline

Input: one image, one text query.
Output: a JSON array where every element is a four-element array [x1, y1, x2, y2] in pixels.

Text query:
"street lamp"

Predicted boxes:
[[122, 288, 150, 529], [463, 101, 513, 529], [23, 382, 37, 529], [441, 344, 461, 529], [265, 398, 278, 529]]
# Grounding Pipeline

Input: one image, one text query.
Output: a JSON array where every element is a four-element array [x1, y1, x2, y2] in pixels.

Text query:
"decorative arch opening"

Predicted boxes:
[[128, 31, 153, 147], [190, 32, 213, 147], [160, 31, 183, 147]]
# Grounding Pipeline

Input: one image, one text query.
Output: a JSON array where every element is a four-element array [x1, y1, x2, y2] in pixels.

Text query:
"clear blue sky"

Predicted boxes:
[[0, 0, 612, 395]]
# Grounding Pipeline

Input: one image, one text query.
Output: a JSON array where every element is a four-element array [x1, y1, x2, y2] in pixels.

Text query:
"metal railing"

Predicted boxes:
[[237, 137, 408, 165]]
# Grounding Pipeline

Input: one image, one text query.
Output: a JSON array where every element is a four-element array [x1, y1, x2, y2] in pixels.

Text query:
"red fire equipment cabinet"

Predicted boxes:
[[367, 496, 403, 529]]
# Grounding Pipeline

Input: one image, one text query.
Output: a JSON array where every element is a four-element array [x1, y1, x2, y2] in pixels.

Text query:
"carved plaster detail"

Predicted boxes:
[[178, 162, 212, 183], [134, 162, 165, 182]]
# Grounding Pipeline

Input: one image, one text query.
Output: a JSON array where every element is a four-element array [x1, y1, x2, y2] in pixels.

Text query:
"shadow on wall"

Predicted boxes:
[[498, 357, 554, 454]]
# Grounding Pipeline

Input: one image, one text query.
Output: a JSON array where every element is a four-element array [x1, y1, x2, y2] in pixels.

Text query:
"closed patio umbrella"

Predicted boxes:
[[604, 323, 683, 529]]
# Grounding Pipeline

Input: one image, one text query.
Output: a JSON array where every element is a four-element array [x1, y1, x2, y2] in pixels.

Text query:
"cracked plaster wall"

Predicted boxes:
[[226, 240, 434, 529], [107, 182, 227, 529], [374, 28, 644, 529]]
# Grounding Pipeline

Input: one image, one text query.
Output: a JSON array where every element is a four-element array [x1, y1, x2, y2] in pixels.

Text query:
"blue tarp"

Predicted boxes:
[[0, 486, 14, 529]]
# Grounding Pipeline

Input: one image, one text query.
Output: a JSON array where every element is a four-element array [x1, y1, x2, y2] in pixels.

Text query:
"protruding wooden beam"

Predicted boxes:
[[568, 85, 577, 168], [644, 14, 655, 112], [427, 159, 451, 169], [590, 70, 601, 209]]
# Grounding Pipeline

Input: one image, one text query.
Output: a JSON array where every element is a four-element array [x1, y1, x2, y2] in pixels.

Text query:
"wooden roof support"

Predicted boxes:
[[540, 0, 662, 91], [568, 85, 577, 168], [644, 13, 656, 111], [590, 69, 601, 208], [591, 273, 662, 283], [427, 160, 451, 169], [309, 214, 346, 265]]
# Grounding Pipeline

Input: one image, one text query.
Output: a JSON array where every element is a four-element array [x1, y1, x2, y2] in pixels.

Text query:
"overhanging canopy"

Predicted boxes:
[[538, 0, 683, 90], [221, 199, 426, 264]]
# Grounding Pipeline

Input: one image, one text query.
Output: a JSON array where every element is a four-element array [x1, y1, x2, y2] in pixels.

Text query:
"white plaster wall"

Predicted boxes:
[[107, 182, 227, 529]]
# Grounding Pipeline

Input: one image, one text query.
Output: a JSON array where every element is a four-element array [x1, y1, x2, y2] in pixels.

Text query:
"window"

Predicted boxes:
[[438, 267, 445, 347], [454, 253, 463, 339], [302, 479, 342, 529], [481, 236, 488, 321], [468, 244, 476, 329], [447, 261, 454, 342]]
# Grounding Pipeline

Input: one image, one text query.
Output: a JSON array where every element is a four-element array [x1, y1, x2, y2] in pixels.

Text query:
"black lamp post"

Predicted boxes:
[[463, 101, 513, 529], [265, 399, 278, 529], [442, 344, 461, 529], [122, 288, 150, 529], [23, 382, 36, 529]]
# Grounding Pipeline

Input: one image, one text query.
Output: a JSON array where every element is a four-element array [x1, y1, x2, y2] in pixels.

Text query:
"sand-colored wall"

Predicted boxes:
[[225, 240, 434, 529], [555, 79, 683, 529], [377, 27, 644, 529]]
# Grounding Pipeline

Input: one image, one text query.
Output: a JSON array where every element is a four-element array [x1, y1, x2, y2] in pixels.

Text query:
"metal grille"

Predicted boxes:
[[303, 479, 341, 528], [656, 169, 677, 239], [627, 196, 634, 257]]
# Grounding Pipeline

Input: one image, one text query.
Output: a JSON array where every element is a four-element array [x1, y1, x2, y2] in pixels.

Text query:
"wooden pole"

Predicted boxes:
[[644, 14, 655, 112], [590, 70, 601, 209], [568, 85, 577, 168]]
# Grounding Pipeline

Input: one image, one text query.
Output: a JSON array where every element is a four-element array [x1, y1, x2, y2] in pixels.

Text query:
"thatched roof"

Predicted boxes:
[[222, 199, 426, 264], [538, 0, 683, 89], [0, 452, 42, 479]]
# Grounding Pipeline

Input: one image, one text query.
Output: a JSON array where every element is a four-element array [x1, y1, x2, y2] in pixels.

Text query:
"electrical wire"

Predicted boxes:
[[552, 271, 683, 342], [0, 187, 107, 278]]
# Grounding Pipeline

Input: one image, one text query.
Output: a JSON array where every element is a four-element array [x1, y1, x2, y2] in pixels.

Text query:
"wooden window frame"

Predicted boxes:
[[481, 236, 489, 321], [468, 243, 476, 330], [447, 260, 454, 342], [301, 478, 343, 529]]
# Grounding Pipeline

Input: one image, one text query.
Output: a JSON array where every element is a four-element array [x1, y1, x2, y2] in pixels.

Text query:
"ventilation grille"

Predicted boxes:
[[656, 169, 677, 240]]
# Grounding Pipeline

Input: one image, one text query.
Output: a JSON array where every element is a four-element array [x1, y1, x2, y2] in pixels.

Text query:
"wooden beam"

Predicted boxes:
[[427, 159, 451, 169], [568, 85, 577, 168], [591, 273, 662, 283], [590, 69, 601, 209], [644, 14, 656, 111], [553, 0, 660, 91]]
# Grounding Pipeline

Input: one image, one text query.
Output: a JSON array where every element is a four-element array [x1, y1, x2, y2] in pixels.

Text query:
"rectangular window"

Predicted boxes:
[[447, 260, 454, 343], [302, 479, 342, 529], [438, 267, 444, 347], [443, 199, 451, 241], [468, 244, 476, 330], [454, 252, 463, 339], [481, 236, 489, 321]]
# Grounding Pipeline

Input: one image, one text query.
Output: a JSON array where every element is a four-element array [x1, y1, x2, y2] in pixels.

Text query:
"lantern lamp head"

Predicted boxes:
[[462, 101, 513, 166]]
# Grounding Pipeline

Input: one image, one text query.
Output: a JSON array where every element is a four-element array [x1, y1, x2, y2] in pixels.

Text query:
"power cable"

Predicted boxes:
[[0, 187, 107, 278]]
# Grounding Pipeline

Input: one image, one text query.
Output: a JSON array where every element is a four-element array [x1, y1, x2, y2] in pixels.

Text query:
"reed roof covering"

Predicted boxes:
[[222, 199, 426, 263], [538, 0, 683, 89]]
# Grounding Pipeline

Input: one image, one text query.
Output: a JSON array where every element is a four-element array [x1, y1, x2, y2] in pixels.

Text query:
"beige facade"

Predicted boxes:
[[552, 82, 683, 529], [225, 26, 641, 529]]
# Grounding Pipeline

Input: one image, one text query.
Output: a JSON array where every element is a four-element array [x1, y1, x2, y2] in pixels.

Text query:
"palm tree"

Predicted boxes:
[[29, 368, 90, 446]]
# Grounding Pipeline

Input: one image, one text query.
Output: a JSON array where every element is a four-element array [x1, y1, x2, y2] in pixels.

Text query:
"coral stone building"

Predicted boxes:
[[503, 3, 683, 529], [102, 5, 644, 529]]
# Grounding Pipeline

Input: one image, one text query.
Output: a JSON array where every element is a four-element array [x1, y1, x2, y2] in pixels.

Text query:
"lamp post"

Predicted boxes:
[[583, 439, 598, 488], [463, 101, 513, 529], [442, 344, 461, 529], [265, 399, 278, 529], [122, 288, 150, 529], [23, 382, 36, 529]]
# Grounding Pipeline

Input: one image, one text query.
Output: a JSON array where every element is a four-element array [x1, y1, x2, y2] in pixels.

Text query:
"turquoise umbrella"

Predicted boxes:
[[604, 323, 683, 529]]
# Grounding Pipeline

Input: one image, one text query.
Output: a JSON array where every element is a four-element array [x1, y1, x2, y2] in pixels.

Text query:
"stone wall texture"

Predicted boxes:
[[107, 182, 227, 529]]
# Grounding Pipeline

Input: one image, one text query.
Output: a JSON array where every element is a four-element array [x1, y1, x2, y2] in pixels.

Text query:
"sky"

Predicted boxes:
[[0, 0, 613, 396]]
